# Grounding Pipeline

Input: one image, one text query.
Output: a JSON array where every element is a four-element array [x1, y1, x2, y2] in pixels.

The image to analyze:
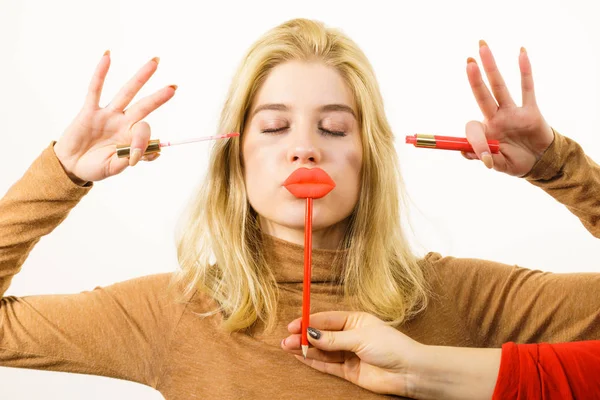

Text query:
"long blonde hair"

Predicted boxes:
[[173, 18, 428, 332]]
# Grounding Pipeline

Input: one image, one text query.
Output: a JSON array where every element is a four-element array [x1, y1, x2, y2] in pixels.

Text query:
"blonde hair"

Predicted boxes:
[[173, 18, 428, 332]]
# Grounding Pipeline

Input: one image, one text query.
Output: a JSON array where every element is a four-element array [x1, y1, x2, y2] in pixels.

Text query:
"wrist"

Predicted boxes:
[[532, 124, 556, 162], [408, 345, 501, 400], [53, 142, 88, 186]]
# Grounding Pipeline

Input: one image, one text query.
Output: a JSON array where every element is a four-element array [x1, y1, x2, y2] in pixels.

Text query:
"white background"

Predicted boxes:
[[1, 0, 599, 398]]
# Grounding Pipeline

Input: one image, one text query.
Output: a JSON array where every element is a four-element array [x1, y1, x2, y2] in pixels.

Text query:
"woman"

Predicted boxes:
[[1, 18, 598, 399]]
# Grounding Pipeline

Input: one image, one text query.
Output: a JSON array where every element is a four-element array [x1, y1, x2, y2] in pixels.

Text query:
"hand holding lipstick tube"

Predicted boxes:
[[405, 134, 500, 154], [283, 167, 336, 359], [458, 42, 554, 175]]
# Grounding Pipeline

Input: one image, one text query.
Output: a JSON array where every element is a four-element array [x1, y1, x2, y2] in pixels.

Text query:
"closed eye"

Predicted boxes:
[[261, 127, 346, 137]]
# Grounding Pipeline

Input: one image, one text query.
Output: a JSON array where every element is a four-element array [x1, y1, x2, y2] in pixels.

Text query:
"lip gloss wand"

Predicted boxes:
[[282, 167, 336, 359], [115, 132, 240, 158]]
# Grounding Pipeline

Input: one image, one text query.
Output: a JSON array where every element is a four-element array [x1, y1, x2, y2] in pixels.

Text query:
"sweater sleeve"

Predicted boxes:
[[523, 127, 600, 238], [0, 142, 186, 388], [492, 341, 600, 399], [0, 142, 92, 297], [425, 253, 600, 347]]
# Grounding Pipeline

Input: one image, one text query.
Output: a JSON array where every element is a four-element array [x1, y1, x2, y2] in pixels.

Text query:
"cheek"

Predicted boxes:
[[326, 146, 362, 209], [342, 147, 363, 205], [242, 140, 280, 202], [349, 147, 362, 174], [343, 145, 363, 187]]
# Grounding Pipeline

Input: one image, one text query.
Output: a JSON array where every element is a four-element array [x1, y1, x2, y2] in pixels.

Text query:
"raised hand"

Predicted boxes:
[[463, 41, 554, 177], [53, 51, 176, 184]]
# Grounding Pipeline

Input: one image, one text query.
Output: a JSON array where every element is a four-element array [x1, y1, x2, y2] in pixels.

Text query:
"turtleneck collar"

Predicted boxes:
[[261, 233, 349, 284]]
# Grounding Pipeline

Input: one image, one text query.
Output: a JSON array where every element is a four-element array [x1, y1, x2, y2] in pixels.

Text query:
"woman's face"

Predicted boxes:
[[242, 61, 362, 248]]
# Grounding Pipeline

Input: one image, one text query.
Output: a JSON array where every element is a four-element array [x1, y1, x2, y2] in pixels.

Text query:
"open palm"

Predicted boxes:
[[463, 41, 554, 177], [54, 52, 176, 183]]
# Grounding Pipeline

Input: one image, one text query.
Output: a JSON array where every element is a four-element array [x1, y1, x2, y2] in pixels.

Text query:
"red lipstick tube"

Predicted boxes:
[[405, 134, 500, 153]]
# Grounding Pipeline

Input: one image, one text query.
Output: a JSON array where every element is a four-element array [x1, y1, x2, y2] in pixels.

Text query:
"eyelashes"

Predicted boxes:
[[261, 127, 347, 137]]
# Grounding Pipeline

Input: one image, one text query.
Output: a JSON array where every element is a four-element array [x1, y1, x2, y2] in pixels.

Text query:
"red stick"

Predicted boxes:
[[281, 167, 335, 359], [301, 197, 313, 358]]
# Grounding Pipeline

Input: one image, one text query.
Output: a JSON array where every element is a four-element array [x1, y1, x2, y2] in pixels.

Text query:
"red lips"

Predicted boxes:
[[283, 168, 336, 199]]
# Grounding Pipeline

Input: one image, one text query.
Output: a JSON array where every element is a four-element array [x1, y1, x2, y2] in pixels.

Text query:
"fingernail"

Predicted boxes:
[[151, 56, 160, 64], [143, 152, 160, 162], [169, 84, 178, 91], [481, 151, 493, 169], [103, 50, 110, 57], [467, 57, 477, 64], [520, 46, 526, 54], [130, 148, 142, 166], [281, 338, 286, 347], [479, 39, 488, 48], [307, 327, 321, 340]]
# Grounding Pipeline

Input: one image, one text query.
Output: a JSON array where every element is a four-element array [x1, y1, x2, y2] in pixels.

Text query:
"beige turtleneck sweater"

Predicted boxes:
[[1, 129, 599, 399]]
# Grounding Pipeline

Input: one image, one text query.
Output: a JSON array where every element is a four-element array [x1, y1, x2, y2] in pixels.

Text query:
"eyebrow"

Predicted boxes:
[[250, 103, 357, 119]]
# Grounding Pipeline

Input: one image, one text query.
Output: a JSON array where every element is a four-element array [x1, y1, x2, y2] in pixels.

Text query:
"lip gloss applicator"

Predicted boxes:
[[283, 168, 336, 359], [116, 132, 240, 158], [405, 134, 500, 153]]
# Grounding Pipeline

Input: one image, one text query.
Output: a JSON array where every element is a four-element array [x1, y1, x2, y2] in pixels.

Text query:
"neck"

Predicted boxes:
[[259, 216, 348, 250]]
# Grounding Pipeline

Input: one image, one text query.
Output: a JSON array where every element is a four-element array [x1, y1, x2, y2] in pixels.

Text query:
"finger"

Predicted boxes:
[[85, 50, 111, 109], [281, 334, 345, 363], [295, 355, 394, 395], [141, 152, 161, 162], [466, 57, 498, 119], [519, 47, 537, 107], [478, 40, 516, 108], [465, 120, 493, 169], [125, 85, 177, 122], [108, 57, 160, 111], [128, 121, 152, 167], [294, 355, 348, 381], [307, 327, 364, 353], [460, 151, 478, 160], [288, 318, 301, 333], [288, 311, 375, 334]]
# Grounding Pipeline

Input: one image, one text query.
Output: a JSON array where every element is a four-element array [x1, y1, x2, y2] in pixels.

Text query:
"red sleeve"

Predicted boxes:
[[492, 341, 600, 399]]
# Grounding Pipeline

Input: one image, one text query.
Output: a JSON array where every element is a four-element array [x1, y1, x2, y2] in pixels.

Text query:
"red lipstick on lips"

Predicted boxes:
[[282, 167, 336, 358], [282, 167, 336, 199]]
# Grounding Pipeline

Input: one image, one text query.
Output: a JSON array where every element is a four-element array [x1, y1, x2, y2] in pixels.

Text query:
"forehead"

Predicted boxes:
[[251, 61, 356, 111]]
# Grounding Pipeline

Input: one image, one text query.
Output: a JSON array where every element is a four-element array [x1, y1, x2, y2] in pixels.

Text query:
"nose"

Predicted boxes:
[[288, 147, 319, 164], [286, 132, 322, 165]]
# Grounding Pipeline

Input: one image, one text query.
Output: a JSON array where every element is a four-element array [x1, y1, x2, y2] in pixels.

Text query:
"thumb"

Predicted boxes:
[[110, 121, 152, 174], [465, 120, 494, 169], [307, 327, 362, 353], [128, 121, 152, 167]]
